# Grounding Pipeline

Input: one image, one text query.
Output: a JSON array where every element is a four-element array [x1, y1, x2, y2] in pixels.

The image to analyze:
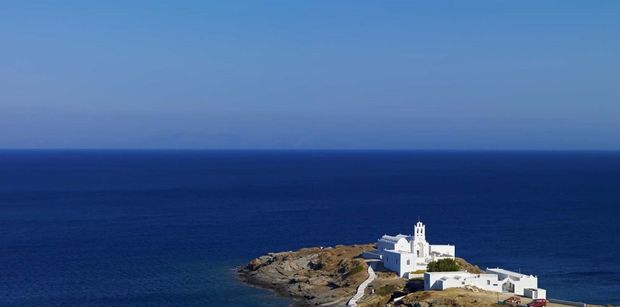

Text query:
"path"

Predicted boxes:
[[347, 261, 376, 307]]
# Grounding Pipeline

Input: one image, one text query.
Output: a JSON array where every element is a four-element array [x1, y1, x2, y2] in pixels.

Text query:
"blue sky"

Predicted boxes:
[[1, 1, 619, 149]]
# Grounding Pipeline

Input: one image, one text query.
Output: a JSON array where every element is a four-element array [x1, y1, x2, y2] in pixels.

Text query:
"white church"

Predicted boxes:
[[371, 221, 547, 300], [375, 221, 455, 277]]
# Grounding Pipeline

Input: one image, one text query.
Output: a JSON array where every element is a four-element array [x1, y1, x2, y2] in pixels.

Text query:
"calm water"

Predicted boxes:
[[1, 150, 619, 306]]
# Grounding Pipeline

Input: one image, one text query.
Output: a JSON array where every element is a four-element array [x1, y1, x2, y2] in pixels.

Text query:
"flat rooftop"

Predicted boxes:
[[486, 267, 529, 278]]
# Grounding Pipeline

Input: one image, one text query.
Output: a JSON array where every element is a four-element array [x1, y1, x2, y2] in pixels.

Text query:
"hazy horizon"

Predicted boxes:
[[2, 148, 620, 153], [2, 1, 619, 150]]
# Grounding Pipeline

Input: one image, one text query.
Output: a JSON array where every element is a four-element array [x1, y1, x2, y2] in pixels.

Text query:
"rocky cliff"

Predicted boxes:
[[237, 243, 491, 307], [238, 244, 376, 306]]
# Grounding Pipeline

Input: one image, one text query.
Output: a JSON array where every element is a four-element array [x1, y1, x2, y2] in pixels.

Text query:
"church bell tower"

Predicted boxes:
[[414, 220, 426, 242], [411, 219, 428, 258]]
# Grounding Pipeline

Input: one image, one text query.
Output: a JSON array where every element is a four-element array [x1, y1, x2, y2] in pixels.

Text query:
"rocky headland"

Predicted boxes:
[[237, 243, 502, 307]]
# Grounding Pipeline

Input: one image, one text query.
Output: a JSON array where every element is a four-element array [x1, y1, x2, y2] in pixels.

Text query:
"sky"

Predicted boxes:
[[1, 1, 619, 150]]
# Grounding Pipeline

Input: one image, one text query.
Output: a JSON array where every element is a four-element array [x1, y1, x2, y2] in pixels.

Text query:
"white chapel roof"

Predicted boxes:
[[379, 234, 409, 244]]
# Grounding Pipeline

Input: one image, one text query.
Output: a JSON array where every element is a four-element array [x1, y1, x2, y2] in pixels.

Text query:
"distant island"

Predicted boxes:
[[238, 222, 603, 307]]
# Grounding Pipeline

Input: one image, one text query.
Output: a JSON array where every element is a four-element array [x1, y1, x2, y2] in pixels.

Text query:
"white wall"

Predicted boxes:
[[382, 251, 401, 277], [487, 268, 538, 296], [412, 241, 431, 258], [377, 237, 410, 257], [512, 276, 538, 296], [425, 272, 473, 290], [439, 277, 464, 289], [394, 239, 410, 252], [425, 272, 503, 292], [536, 288, 546, 299], [376, 241, 394, 256], [430, 245, 455, 257], [524, 288, 547, 299], [463, 274, 503, 292], [383, 250, 416, 277], [400, 253, 417, 276]]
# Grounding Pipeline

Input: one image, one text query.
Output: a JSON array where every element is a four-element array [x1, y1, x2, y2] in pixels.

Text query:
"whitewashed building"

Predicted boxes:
[[424, 268, 546, 299], [376, 221, 455, 277], [425, 271, 503, 292], [486, 268, 546, 299]]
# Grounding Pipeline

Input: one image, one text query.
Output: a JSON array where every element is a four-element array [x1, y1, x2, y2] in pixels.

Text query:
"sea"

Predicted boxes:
[[0, 150, 618, 306]]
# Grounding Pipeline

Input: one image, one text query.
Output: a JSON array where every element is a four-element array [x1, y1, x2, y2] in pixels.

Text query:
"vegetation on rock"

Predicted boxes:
[[454, 257, 484, 274], [426, 258, 460, 272], [376, 284, 398, 296]]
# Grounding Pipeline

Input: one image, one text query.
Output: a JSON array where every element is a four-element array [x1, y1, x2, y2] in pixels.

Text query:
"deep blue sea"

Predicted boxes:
[[1, 150, 619, 306]]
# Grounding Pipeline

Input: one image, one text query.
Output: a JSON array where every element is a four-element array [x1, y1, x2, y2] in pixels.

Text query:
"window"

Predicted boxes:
[[407, 260, 410, 265], [487, 280, 491, 285]]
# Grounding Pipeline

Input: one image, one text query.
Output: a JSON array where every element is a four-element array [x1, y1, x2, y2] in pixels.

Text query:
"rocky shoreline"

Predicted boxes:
[[237, 243, 499, 307], [237, 244, 375, 306]]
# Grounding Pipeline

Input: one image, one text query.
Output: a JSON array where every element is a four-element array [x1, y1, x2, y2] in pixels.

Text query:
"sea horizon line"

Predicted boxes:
[[1, 148, 620, 153]]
